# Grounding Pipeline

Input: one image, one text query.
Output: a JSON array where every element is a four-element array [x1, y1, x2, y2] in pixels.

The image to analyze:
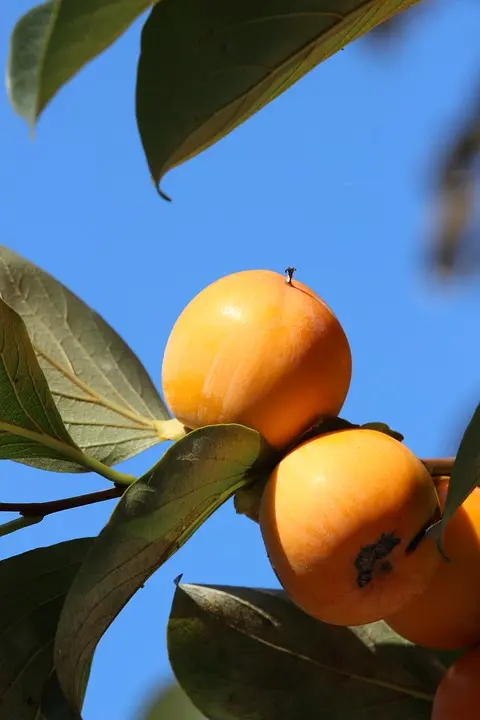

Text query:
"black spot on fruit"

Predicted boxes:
[[354, 532, 401, 588]]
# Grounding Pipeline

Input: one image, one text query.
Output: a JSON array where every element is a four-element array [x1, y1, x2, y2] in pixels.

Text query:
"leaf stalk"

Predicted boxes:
[[0, 420, 137, 485]]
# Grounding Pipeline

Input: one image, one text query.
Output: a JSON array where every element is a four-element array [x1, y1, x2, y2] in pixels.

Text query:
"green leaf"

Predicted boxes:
[[136, 0, 422, 194], [140, 681, 206, 720], [0, 538, 94, 720], [0, 294, 86, 471], [54, 424, 274, 711], [435, 402, 480, 538], [168, 584, 445, 720], [0, 245, 173, 472], [7, 0, 153, 128]]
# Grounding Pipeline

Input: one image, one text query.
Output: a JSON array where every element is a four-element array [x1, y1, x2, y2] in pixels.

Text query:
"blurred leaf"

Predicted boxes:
[[7, 0, 152, 128], [168, 583, 445, 720], [136, 0, 423, 195], [0, 245, 172, 471], [430, 92, 480, 276], [140, 680, 206, 720], [54, 424, 274, 711], [437, 402, 480, 534], [0, 294, 87, 471], [367, 1, 425, 43], [0, 538, 93, 720]]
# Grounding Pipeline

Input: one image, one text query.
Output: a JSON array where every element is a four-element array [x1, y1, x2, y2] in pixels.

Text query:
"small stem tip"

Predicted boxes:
[[285, 266, 297, 284]]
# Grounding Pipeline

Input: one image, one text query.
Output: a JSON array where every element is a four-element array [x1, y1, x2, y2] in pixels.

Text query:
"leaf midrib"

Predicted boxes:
[[183, 587, 435, 703], [2, 258, 162, 430], [35, 347, 157, 430]]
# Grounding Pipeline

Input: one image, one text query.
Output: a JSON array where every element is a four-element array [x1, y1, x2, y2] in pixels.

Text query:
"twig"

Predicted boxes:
[[421, 457, 455, 477], [0, 486, 124, 518], [0, 515, 43, 537]]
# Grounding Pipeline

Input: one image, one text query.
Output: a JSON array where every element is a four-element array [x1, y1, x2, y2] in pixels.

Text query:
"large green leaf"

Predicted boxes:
[[140, 681, 206, 720], [7, 0, 153, 127], [0, 246, 175, 472], [54, 424, 274, 711], [433, 402, 480, 544], [0, 538, 94, 720], [136, 0, 422, 194], [168, 584, 445, 720], [0, 294, 87, 471]]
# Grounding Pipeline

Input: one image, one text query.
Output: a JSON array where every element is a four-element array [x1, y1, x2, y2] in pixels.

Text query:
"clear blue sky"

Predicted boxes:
[[1, 1, 480, 718]]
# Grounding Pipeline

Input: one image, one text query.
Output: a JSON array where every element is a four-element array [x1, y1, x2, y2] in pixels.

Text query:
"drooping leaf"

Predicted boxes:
[[136, 0, 423, 194], [140, 680, 206, 720], [7, 0, 153, 128], [168, 583, 445, 720], [54, 424, 275, 711], [438, 402, 480, 532], [0, 538, 94, 720], [0, 245, 175, 471], [0, 294, 87, 471]]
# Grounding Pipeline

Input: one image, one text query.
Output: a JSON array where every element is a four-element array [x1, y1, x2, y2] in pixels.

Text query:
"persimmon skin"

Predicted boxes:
[[386, 481, 480, 651], [432, 645, 480, 720], [161, 269, 351, 449], [259, 429, 441, 627]]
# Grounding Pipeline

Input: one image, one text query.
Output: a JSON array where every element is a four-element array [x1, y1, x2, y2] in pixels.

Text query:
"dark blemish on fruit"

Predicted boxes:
[[356, 571, 371, 589], [354, 532, 401, 588]]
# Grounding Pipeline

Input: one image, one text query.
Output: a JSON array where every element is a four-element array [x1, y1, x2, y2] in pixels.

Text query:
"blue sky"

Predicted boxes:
[[1, 0, 480, 718]]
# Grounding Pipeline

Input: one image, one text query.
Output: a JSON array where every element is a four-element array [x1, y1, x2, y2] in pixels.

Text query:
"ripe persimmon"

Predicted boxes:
[[161, 269, 351, 449], [431, 645, 480, 720], [386, 480, 480, 651], [258, 428, 441, 626]]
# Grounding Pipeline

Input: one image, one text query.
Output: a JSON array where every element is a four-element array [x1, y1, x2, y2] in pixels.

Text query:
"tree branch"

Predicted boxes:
[[421, 457, 455, 477], [0, 457, 456, 526], [0, 486, 124, 518]]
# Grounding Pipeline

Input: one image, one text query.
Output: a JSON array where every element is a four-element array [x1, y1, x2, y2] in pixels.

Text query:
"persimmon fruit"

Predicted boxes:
[[386, 480, 480, 651], [259, 428, 442, 626], [161, 269, 352, 449], [431, 645, 480, 720]]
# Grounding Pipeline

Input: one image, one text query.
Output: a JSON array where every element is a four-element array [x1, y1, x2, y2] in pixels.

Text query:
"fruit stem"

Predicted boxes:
[[284, 266, 297, 284], [154, 417, 188, 442], [421, 457, 455, 477]]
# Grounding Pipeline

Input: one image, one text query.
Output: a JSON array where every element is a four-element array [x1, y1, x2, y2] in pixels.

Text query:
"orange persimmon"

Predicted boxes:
[[386, 480, 480, 651], [432, 645, 480, 720], [161, 269, 352, 449], [259, 428, 441, 626]]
